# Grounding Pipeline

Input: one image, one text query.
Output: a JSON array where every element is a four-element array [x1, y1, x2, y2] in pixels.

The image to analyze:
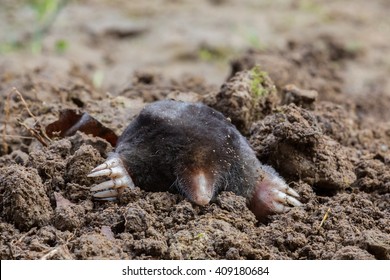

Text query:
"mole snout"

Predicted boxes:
[[88, 100, 302, 220], [179, 170, 215, 205]]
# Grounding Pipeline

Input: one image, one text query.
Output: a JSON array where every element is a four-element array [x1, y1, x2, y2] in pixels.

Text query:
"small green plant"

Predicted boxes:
[[236, 26, 266, 51], [194, 232, 206, 239], [28, 0, 69, 53], [92, 70, 105, 89], [298, 0, 322, 14], [29, 0, 60, 23], [198, 48, 213, 61], [298, 0, 331, 22], [250, 66, 269, 98], [0, 41, 23, 54], [0, 0, 69, 54], [55, 39, 69, 54], [245, 29, 266, 50], [345, 40, 363, 54], [197, 45, 231, 62]]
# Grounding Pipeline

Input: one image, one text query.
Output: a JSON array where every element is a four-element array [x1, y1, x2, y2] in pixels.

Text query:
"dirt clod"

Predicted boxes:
[[250, 104, 356, 191], [0, 165, 53, 231], [203, 67, 278, 135]]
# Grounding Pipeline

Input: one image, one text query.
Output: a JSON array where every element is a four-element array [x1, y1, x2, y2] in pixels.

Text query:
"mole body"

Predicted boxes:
[[88, 100, 301, 220]]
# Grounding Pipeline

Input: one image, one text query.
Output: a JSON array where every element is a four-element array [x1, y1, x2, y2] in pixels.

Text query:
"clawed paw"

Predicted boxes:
[[269, 182, 302, 213], [249, 166, 302, 220], [88, 153, 134, 200]]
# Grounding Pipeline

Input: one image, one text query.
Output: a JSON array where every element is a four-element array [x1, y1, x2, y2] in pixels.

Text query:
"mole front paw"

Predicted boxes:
[[88, 153, 134, 200], [248, 165, 302, 221]]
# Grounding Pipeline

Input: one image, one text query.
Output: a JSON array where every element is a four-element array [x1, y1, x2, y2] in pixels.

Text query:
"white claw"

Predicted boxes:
[[269, 175, 300, 199], [88, 158, 122, 176], [88, 163, 107, 174], [272, 201, 292, 213], [285, 187, 300, 198], [88, 166, 125, 178], [286, 194, 302, 207], [90, 180, 116, 192], [273, 190, 302, 207], [93, 189, 119, 199], [254, 165, 303, 217], [88, 153, 135, 199]]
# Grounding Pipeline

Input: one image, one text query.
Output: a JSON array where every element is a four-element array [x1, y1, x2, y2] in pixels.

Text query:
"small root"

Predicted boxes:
[[318, 207, 331, 229], [40, 245, 73, 260], [2, 87, 51, 153], [40, 231, 75, 260]]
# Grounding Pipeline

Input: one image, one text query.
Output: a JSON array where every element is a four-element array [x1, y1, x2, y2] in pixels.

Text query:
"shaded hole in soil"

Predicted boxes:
[[111, 220, 125, 234], [312, 187, 338, 197], [71, 97, 84, 108], [373, 153, 387, 164], [46, 239, 57, 247], [344, 187, 353, 194]]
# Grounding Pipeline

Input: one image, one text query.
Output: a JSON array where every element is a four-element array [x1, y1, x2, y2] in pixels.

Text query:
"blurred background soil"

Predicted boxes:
[[0, 0, 389, 259]]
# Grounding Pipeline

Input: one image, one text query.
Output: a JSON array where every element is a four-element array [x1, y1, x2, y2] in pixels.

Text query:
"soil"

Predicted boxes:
[[0, 0, 389, 260]]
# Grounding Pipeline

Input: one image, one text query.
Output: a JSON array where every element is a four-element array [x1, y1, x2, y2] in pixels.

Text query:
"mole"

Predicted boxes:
[[88, 100, 301, 220]]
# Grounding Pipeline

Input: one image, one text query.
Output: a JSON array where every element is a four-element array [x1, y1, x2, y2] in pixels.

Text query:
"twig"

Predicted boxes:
[[7, 243, 14, 259], [18, 121, 48, 147], [2, 87, 51, 151], [40, 245, 72, 260], [12, 88, 36, 119], [16, 227, 37, 243], [318, 207, 331, 229], [2, 88, 12, 153], [6, 227, 38, 259], [2, 135, 35, 140], [40, 231, 75, 260]]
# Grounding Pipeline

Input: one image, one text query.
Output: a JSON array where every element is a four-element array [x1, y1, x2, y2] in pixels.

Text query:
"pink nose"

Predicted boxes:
[[186, 171, 214, 206], [191, 190, 213, 206]]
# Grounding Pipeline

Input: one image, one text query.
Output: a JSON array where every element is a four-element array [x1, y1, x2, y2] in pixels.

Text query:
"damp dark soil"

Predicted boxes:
[[0, 0, 389, 260]]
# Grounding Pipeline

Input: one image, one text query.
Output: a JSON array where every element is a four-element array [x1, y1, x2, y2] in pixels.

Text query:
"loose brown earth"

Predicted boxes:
[[0, 0, 389, 260]]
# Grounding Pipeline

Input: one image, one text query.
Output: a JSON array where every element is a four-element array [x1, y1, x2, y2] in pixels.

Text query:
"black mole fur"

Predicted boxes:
[[115, 100, 262, 200]]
